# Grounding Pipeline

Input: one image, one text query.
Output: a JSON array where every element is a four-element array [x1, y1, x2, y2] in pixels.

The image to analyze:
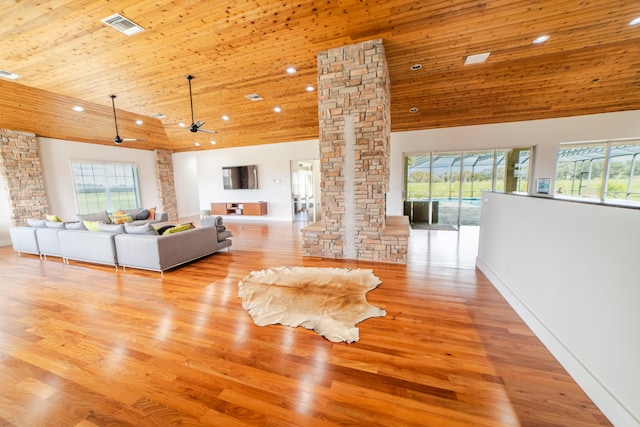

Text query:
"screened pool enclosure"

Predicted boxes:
[[404, 149, 530, 229]]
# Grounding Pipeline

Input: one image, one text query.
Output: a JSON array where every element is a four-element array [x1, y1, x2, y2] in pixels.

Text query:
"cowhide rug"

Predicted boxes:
[[237, 267, 386, 343]]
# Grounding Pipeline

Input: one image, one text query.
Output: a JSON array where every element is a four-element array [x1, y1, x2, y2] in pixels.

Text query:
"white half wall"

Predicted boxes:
[[477, 192, 640, 427], [173, 139, 320, 221], [388, 110, 640, 216]]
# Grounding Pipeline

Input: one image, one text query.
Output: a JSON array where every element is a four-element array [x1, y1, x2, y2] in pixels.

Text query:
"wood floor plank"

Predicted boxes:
[[0, 220, 612, 426]]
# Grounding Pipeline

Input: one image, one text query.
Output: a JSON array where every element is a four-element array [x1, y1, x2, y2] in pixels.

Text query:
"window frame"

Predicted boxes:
[[555, 138, 640, 206], [70, 160, 141, 214]]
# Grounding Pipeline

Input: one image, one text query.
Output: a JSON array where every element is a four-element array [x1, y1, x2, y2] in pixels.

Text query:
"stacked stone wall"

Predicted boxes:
[[0, 129, 49, 226], [302, 39, 407, 264], [154, 149, 178, 221]]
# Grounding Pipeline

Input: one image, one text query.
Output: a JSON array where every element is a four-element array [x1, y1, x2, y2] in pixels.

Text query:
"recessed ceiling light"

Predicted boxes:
[[210, 140, 216, 145], [306, 85, 314, 92], [533, 35, 550, 44], [410, 107, 419, 113], [274, 106, 282, 113], [221, 115, 229, 121], [0, 70, 22, 80], [194, 142, 200, 147], [464, 52, 490, 65], [72, 106, 84, 112], [135, 119, 143, 125], [630, 17, 640, 26], [286, 67, 297, 74], [179, 122, 186, 127], [411, 64, 422, 70]]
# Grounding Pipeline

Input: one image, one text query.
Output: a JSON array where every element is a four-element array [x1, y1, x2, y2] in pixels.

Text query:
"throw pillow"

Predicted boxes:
[[65, 221, 86, 230], [147, 207, 156, 220], [124, 222, 158, 235], [46, 214, 62, 222], [27, 218, 46, 228], [109, 213, 133, 224], [45, 220, 66, 229], [83, 220, 101, 232], [162, 223, 194, 235], [156, 225, 175, 235], [97, 222, 125, 234], [136, 209, 150, 220]]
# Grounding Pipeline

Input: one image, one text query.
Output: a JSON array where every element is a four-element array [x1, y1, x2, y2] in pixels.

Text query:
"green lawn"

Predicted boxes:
[[406, 178, 640, 201], [407, 181, 506, 200], [76, 191, 138, 214]]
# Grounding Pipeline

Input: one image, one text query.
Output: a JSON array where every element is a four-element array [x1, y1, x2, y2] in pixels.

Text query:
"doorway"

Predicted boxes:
[[291, 160, 321, 222]]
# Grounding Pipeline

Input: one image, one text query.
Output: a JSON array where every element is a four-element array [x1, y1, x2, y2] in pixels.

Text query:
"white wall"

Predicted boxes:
[[38, 137, 161, 221], [387, 110, 640, 215], [0, 172, 10, 246], [173, 139, 319, 221], [477, 192, 640, 427]]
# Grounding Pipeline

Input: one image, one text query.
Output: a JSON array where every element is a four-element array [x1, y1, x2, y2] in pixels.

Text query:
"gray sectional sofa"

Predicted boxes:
[[9, 215, 232, 274]]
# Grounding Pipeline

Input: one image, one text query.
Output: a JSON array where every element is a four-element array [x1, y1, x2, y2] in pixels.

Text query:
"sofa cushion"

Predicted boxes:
[[27, 218, 47, 228], [124, 222, 158, 235], [97, 223, 125, 234], [65, 221, 87, 230], [46, 214, 62, 222], [45, 220, 66, 229], [77, 210, 111, 224]]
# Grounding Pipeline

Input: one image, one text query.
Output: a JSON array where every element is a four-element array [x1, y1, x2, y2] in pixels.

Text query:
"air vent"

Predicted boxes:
[[0, 70, 21, 80], [245, 93, 263, 101], [102, 14, 145, 36], [150, 112, 166, 119], [464, 52, 490, 65]]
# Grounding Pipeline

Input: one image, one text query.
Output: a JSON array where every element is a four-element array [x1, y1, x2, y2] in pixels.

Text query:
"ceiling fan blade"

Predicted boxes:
[[122, 138, 147, 142], [194, 120, 205, 128], [198, 129, 217, 135]]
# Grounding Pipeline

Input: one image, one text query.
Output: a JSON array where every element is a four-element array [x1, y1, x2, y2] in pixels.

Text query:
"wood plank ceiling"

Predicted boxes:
[[1, 0, 639, 152]]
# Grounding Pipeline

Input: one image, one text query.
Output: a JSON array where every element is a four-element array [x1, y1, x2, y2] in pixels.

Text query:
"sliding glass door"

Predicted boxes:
[[405, 147, 531, 229]]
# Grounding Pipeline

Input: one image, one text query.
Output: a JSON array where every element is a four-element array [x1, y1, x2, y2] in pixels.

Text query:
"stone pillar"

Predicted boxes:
[[154, 149, 178, 221], [302, 39, 407, 263], [0, 129, 49, 226]]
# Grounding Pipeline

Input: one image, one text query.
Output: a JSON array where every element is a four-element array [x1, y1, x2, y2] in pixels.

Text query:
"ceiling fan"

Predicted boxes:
[[185, 74, 217, 135], [108, 94, 146, 144]]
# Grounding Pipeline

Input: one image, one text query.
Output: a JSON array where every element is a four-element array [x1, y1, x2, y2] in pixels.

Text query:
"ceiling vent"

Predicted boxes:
[[245, 93, 264, 101], [150, 112, 166, 119], [464, 52, 490, 65], [102, 14, 145, 36], [0, 70, 21, 80]]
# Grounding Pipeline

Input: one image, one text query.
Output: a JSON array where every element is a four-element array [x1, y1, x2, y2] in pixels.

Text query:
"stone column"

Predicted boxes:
[[0, 129, 49, 226], [154, 149, 178, 221], [302, 39, 407, 263]]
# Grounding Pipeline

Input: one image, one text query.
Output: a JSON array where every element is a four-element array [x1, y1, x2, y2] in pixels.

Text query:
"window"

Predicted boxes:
[[555, 139, 640, 205], [404, 147, 531, 227], [71, 161, 141, 214]]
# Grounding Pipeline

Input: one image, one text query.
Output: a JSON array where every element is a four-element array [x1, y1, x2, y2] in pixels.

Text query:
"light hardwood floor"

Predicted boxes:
[[0, 219, 611, 426]]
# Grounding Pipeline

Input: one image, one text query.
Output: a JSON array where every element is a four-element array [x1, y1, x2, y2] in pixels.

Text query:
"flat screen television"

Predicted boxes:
[[222, 165, 258, 189]]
